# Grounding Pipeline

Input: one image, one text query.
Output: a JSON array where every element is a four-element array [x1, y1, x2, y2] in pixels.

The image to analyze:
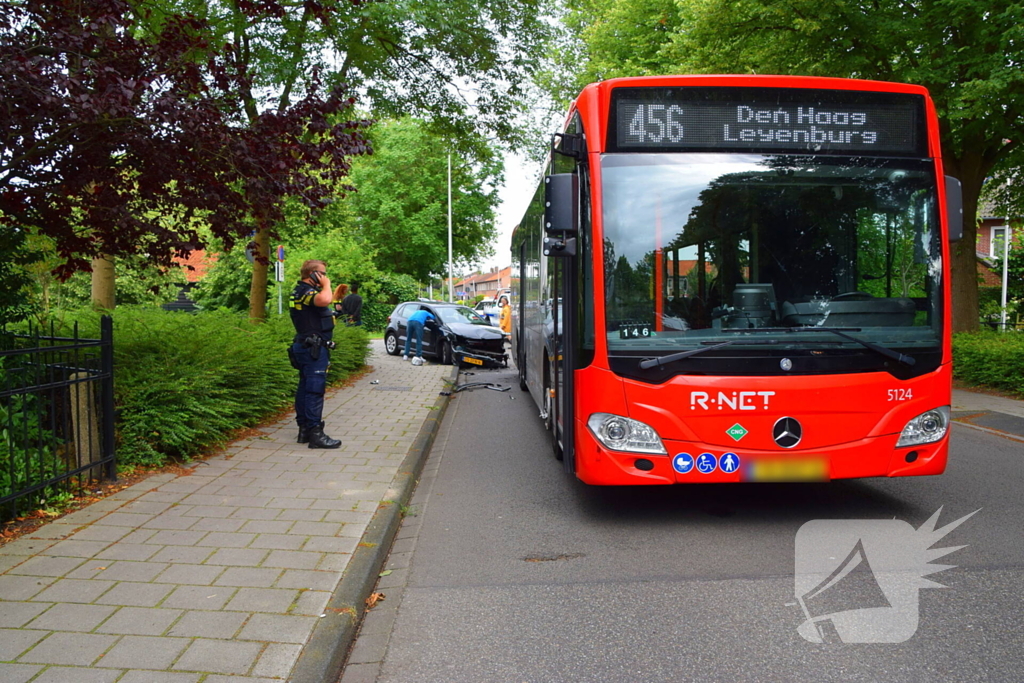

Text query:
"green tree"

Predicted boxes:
[[985, 159, 1024, 226], [12, 233, 186, 327], [0, 226, 35, 326], [139, 0, 550, 319], [1000, 240, 1024, 304], [190, 246, 262, 313], [558, 0, 682, 90], [558, 0, 1024, 332], [2, 0, 371, 320], [346, 118, 502, 282]]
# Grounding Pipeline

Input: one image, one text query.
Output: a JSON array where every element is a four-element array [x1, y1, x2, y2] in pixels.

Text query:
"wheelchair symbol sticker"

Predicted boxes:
[[696, 453, 718, 474]]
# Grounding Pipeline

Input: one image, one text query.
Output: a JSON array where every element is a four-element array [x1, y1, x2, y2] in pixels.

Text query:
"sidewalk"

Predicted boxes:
[[1, 358, 1021, 683], [952, 386, 1024, 439], [0, 339, 455, 683]]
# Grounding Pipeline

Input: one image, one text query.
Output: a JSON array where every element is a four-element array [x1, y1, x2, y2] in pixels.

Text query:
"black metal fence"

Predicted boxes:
[[1, 316, 115, 521]]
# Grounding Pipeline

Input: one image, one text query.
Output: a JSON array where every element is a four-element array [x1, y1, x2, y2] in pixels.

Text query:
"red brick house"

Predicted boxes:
[[163, 250, 217, 311], [977, 198, 1019, 286], [454, 266, 512, 301]]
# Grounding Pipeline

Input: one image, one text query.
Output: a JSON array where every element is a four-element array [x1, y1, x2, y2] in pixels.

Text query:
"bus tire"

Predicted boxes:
[[544, 364, 563, 461], [519, 356, 528, 391]]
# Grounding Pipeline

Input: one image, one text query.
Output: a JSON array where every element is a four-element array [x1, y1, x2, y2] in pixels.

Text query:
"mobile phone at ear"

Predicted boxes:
[[311, 272, 322, 286]]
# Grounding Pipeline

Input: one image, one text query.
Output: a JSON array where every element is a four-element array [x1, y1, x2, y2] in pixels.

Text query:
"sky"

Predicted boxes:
[[479, 151, 545, 271]]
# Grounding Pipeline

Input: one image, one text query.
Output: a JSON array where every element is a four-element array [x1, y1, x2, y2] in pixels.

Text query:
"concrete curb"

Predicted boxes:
[[290, 362, 460, 683], [952, 419, 1024, 443]]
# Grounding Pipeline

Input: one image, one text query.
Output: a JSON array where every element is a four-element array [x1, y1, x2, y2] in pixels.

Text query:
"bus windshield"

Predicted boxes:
[[600, 153, 943, 377]]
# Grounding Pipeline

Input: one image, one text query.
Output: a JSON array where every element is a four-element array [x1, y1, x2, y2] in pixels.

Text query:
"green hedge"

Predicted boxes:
[[952, 331, 1024, 399], [51, 308, 369, 468], [361, 301, 394, 332]]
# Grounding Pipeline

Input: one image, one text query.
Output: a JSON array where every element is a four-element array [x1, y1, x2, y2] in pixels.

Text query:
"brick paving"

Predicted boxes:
[[0, 340, 452, 682]]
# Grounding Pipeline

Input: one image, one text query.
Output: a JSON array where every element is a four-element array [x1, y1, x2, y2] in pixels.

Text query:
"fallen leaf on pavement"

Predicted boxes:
[[365, 592, 385, 609]]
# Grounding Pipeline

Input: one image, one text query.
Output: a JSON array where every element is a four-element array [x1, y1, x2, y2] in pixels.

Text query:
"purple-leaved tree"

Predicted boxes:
[[0, 0, 371, 314]]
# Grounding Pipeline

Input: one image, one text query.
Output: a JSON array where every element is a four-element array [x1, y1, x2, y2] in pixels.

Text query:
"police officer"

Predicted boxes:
[[290, 259, 341, 449]]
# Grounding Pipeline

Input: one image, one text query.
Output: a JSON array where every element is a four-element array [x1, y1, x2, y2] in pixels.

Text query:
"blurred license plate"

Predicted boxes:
[[747, 458, 829, 482], [463, 356, 483, 365]]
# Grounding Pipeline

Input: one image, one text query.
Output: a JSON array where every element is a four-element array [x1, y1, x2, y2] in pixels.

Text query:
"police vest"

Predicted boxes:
[[290, 281, 335, 341]]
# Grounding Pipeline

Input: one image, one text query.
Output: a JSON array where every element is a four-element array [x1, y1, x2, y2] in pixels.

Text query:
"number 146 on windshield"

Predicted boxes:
[[620, 324, 652, 339]]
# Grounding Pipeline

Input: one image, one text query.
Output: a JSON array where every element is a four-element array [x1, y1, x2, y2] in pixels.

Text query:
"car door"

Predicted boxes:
[[395, 303, 418, 347], [421, 305, 439, 355]]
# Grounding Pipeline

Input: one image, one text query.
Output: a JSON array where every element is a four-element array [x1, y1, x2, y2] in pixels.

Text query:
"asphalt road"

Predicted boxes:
[[354, 362, 1024, 682]]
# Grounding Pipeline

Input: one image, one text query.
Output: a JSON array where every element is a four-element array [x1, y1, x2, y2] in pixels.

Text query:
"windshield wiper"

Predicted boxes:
[[638, 339, 779, 369], [637, 327, 916, 370], [721, 326, 916, 366]]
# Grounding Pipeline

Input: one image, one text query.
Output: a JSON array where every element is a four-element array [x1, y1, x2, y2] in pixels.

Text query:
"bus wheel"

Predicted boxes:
[[544, 366, 563, 461], [518, 357, 528, 391]]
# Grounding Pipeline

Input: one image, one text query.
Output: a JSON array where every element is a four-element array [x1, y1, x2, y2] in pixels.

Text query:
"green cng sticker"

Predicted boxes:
[[727, 424, 748, 441]]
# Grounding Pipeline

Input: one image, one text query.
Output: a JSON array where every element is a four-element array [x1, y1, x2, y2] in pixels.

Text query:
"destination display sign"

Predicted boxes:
[[609, 87, 925, 156]]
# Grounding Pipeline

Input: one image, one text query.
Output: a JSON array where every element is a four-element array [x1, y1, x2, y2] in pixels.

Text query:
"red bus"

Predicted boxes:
[[511, 75, 963, 485]]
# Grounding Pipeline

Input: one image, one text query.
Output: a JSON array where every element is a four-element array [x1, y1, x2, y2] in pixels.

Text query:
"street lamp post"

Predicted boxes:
[[1001, 227, 1011, 331], [448, 153, 454, 303]]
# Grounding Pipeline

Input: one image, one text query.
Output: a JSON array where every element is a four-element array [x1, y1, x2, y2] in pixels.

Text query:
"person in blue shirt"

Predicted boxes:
[[403, 308, 437, 364]]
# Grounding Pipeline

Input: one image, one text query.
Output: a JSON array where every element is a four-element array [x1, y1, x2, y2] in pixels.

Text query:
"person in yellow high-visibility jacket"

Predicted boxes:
[[498, 295, 512, 335]]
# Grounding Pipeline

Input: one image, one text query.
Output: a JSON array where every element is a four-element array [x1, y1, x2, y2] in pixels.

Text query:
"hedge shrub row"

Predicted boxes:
[[361, 301, 394, 332], [55, 308, 369, 468], [952, 331, 1024, 399]]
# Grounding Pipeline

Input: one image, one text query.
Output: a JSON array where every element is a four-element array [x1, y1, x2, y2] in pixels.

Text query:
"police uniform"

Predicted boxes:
[[290, 279, 341, 448]]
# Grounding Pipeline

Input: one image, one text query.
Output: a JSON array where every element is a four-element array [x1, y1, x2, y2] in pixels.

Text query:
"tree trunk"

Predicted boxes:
[[248, 226, 270, 322], [90, 254, 115, 311], [946, 151, 989, 333]]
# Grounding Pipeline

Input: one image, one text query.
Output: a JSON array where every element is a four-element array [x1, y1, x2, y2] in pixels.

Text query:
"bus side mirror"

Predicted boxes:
[[945, 176, 963, 242], [544, 174, 578, 234]]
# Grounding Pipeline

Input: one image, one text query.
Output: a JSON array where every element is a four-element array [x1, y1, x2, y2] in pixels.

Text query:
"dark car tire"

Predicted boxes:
[[384, 331, 400, 356], [518, 355, 528, 391], [439, 340, 453, 365]]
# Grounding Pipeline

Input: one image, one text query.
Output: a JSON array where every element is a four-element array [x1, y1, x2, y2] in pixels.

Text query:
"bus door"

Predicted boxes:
[[545, 173, 580, 473], [516, 241, 527, 375]]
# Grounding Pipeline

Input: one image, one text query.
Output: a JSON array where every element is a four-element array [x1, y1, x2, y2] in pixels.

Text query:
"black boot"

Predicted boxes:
[[307, 423, 341, 449], [297, 424, 310, 444]]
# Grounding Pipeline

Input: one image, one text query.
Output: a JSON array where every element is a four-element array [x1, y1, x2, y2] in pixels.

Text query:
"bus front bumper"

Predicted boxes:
[[572, 420, 948, 486]]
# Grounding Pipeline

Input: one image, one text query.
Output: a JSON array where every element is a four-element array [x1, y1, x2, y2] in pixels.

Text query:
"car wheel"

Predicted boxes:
[[384, 331, 400, 356], [518, 355, 528, 391], [440, 340, 453, 365]]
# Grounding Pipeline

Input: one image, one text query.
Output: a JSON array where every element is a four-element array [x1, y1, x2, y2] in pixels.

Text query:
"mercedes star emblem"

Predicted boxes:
[[773, 416, 802, 448]]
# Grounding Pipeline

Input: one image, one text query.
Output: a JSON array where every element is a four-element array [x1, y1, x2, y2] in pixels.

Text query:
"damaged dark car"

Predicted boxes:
[[384, 301, 507, 366]]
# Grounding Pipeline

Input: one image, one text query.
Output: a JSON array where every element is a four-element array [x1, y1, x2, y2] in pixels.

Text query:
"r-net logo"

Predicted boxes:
[[791, 507, 978, 643]]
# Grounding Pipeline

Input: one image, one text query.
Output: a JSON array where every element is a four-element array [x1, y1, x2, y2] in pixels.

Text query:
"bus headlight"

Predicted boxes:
[[587, 413, 667, 455], [896, 406, 950, 447]]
